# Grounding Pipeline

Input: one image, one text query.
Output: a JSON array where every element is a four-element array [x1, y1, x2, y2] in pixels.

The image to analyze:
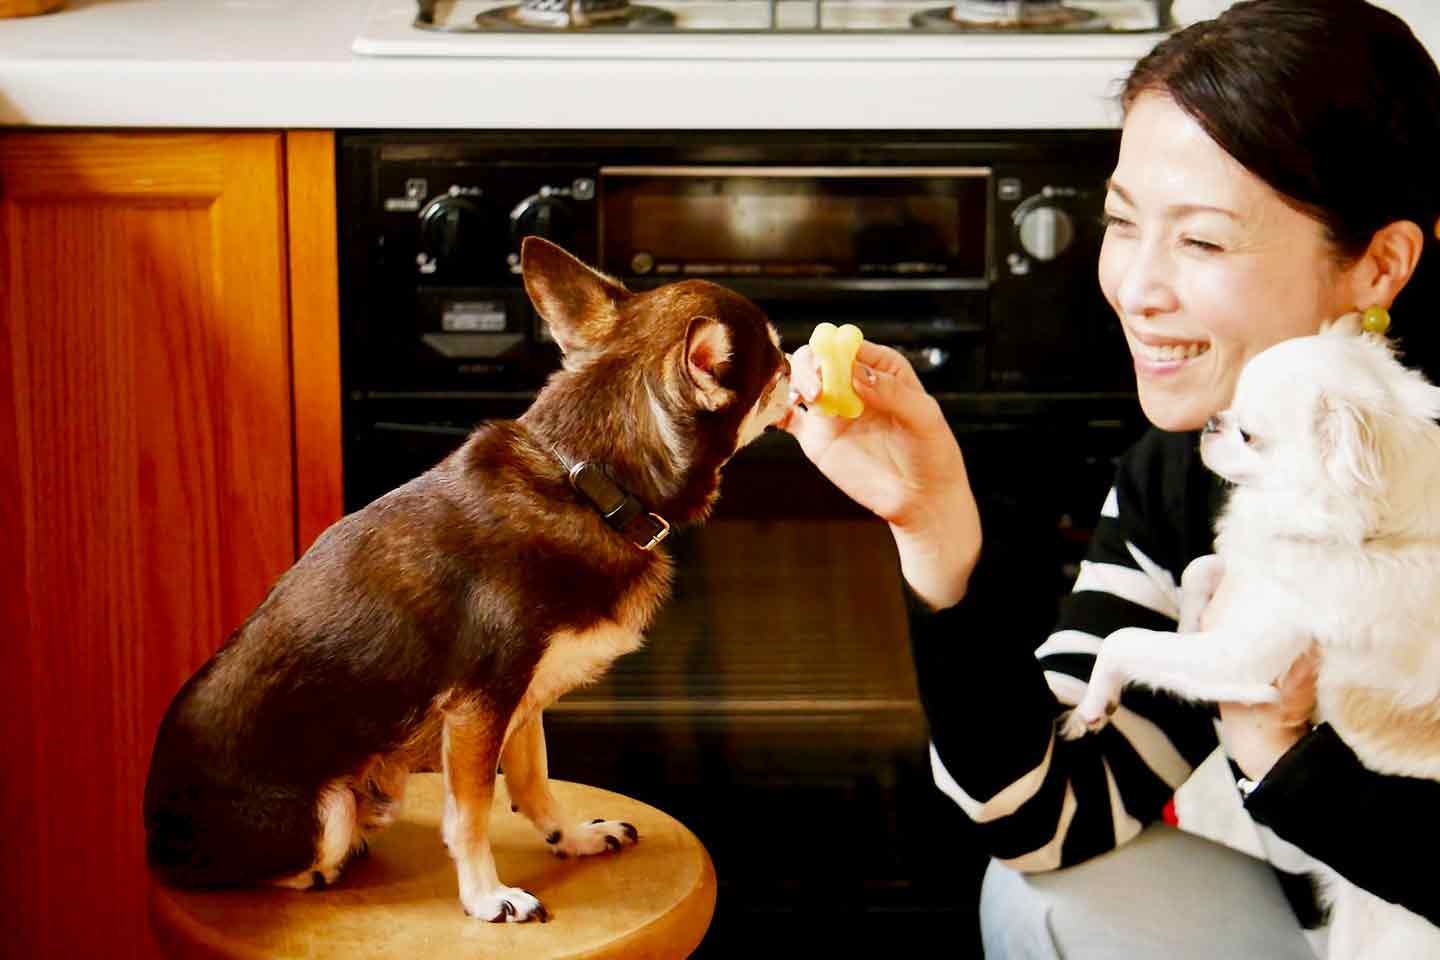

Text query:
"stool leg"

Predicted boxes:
[[442, 700, 549, 923], [502, 711, 640, 859]]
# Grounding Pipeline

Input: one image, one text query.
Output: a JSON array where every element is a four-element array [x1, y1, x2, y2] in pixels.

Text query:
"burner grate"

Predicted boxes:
[[410, 0, 1167, 33], [474, 0, 677, 28], [914, 0, 1101, 30]]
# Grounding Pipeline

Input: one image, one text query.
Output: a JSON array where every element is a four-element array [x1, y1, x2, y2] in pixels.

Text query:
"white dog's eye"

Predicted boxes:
[[1240, 429, 1254, 445]]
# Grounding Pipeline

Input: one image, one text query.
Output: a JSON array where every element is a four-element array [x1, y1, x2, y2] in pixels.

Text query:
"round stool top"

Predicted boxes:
[[150, 773, 716, 960]]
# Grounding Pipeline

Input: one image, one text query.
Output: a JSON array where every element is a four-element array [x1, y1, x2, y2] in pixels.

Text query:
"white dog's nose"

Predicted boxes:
[[1203, 415, 1224, 435]]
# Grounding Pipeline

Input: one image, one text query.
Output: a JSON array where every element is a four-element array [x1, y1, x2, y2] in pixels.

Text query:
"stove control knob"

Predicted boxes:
[[1014, 197, 1076, 262], [510, 193, 576, 251], [418, 195, 504, 273]]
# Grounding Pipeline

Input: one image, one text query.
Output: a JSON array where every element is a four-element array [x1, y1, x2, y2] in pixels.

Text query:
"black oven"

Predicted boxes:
[[337, 130, 1144, 955]]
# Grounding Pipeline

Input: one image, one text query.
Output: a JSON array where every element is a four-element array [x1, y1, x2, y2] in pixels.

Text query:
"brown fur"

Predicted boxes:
[[1332, 684, 1440, 763], [143, 237, 789, 919]]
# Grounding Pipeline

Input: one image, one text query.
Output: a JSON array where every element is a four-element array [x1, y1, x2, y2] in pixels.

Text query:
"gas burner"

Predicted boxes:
[[471, 0, 676, 29], [912, 0, 1102, 30]]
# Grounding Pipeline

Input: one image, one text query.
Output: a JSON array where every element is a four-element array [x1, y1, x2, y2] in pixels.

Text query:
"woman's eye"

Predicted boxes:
[[1100, 213, 1133, 231], [1182, 236, 1223, 253]]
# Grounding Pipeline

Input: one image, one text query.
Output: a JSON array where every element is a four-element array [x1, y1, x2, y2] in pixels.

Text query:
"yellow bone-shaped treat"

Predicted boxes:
[[809, 322, 865, 419]]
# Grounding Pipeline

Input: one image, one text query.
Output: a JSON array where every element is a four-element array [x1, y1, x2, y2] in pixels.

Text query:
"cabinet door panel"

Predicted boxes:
[[0, 132, 296, 960]]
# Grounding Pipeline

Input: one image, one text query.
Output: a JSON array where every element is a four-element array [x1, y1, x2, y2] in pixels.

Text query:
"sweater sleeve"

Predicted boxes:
[[908, 429, 1219, 870], [1243, 723, 1440, 926]]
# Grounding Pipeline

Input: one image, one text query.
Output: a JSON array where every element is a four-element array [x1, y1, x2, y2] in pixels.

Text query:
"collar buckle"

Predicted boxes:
[[636, 513, 670, 551], [565, 459, 671, 551]]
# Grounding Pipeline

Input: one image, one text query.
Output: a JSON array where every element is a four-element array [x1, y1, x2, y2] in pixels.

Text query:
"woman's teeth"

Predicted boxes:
[[1135, 341, 1209, 363]]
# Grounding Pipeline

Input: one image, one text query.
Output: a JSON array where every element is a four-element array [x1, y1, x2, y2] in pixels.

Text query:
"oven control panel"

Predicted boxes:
[[339, 132, 1132, 401]]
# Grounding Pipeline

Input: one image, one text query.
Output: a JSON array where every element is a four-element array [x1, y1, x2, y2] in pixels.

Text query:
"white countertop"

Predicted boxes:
[[1, 0, 1436, 129]]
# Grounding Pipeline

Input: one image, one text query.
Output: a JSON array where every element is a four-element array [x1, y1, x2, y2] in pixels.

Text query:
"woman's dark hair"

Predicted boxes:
[[1124, 0, 1440, 373]]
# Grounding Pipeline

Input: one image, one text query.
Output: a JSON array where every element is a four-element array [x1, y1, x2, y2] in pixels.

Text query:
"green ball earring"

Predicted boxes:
[[1361, 305, 1391, 335]]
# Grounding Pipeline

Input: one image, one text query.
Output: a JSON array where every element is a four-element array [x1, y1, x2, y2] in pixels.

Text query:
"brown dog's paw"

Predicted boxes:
[[461, 886, 549, 923], [550, 819, 639, 858]]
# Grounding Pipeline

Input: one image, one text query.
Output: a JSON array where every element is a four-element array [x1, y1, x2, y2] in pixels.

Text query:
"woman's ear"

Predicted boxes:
[[1350, 219, 1425, 312]]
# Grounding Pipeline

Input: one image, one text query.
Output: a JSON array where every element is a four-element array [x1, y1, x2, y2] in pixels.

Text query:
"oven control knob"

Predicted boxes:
[[418, 195, 503, 272], [510, 194, 576, 250], [1014, 199, 1076, 262]]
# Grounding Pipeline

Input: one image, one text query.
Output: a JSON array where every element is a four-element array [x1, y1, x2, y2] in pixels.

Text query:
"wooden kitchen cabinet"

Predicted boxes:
[[0, 130, 343, 959]]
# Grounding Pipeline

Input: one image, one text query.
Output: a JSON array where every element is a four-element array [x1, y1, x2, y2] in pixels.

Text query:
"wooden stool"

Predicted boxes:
[[149, 773, 717, 959]]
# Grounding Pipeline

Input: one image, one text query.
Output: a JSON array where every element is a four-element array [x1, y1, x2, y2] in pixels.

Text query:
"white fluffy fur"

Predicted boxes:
[[1063, 317, 1440, 957]]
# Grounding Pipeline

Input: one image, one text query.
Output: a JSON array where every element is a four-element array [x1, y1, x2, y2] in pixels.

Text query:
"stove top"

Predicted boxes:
[[355, 0, 1170, 55]]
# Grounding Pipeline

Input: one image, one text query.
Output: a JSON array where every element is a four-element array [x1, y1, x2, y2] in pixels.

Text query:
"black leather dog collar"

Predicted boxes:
[[567, 461, 671, 551]]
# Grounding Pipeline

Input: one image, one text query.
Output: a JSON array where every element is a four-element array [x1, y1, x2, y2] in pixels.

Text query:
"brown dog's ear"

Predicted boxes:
[[685, 316, 735, 411], [521, 237, 630, 361]]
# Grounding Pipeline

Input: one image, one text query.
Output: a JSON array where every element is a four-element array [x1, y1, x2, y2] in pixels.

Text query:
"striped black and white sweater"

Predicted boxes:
[[908, 427, 1440, 933]]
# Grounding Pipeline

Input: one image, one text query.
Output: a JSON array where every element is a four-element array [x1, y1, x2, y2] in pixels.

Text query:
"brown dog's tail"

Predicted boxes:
[[144, 764, 320, 889], [143, 680, 319, 889]]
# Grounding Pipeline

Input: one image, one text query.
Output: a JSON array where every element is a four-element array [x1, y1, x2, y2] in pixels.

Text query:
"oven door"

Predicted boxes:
[[342, 397, 1140, 954], [598, 165, 991, 283]]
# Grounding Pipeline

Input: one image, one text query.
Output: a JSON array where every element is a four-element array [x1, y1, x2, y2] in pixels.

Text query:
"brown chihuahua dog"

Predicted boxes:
[[144, 236, 791, 922]]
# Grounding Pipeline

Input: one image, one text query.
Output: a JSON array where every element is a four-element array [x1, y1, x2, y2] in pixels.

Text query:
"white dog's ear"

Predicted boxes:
[[1317, 391, 1383, 492]]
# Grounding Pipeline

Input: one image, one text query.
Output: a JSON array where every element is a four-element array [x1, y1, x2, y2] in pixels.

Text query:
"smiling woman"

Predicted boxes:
[[781, 1, 1440, 957], [1097, 8, 1440, 435], [1095, 92, 1394, 432]]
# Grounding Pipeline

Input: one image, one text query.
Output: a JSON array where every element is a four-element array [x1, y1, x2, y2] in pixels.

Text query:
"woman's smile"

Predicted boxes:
[[1129, 335, 1211, 373]]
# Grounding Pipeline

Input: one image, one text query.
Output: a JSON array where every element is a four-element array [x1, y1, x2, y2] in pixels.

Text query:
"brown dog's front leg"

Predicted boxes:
[[443, 701, 548, 922], [502, 712, 639, 859]]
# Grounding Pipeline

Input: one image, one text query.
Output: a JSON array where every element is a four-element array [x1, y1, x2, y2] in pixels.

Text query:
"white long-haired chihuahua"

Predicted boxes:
[[1063, 316, 1440, 958]]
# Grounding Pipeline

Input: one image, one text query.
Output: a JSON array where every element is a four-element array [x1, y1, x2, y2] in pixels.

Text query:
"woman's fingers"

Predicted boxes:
[[792, 339, 920, 402], [788, 345, 821, 403], [789, 336, 942, 434], [1272, 646, 1321, 728], [778, 399, 807, 438], [854, 341, 924, 390], [850, 357, 944, 433]]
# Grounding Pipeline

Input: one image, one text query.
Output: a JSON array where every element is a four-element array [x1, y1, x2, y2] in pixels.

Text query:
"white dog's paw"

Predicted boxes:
[[1179, 554, 1226, 633], [461, 885, 549, 923], [549, 818, 639, 859], [1213, 683, 1283, 705], [1058, 703, 1113, 740]]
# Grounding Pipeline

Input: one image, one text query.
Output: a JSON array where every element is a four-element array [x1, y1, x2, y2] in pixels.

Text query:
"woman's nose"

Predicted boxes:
[[1115, 241, 1179, 319]]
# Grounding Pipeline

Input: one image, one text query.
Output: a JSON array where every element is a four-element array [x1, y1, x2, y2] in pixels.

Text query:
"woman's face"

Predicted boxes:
[[1098, 91, 1359, 431]]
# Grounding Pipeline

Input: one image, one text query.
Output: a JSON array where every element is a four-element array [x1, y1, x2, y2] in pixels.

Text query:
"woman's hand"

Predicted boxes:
[[781, 340, 981, 609], [1218, 646, 1320, 782]]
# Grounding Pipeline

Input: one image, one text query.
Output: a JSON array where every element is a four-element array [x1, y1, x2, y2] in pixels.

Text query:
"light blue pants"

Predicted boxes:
[[979, 823, 1320, 959]]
